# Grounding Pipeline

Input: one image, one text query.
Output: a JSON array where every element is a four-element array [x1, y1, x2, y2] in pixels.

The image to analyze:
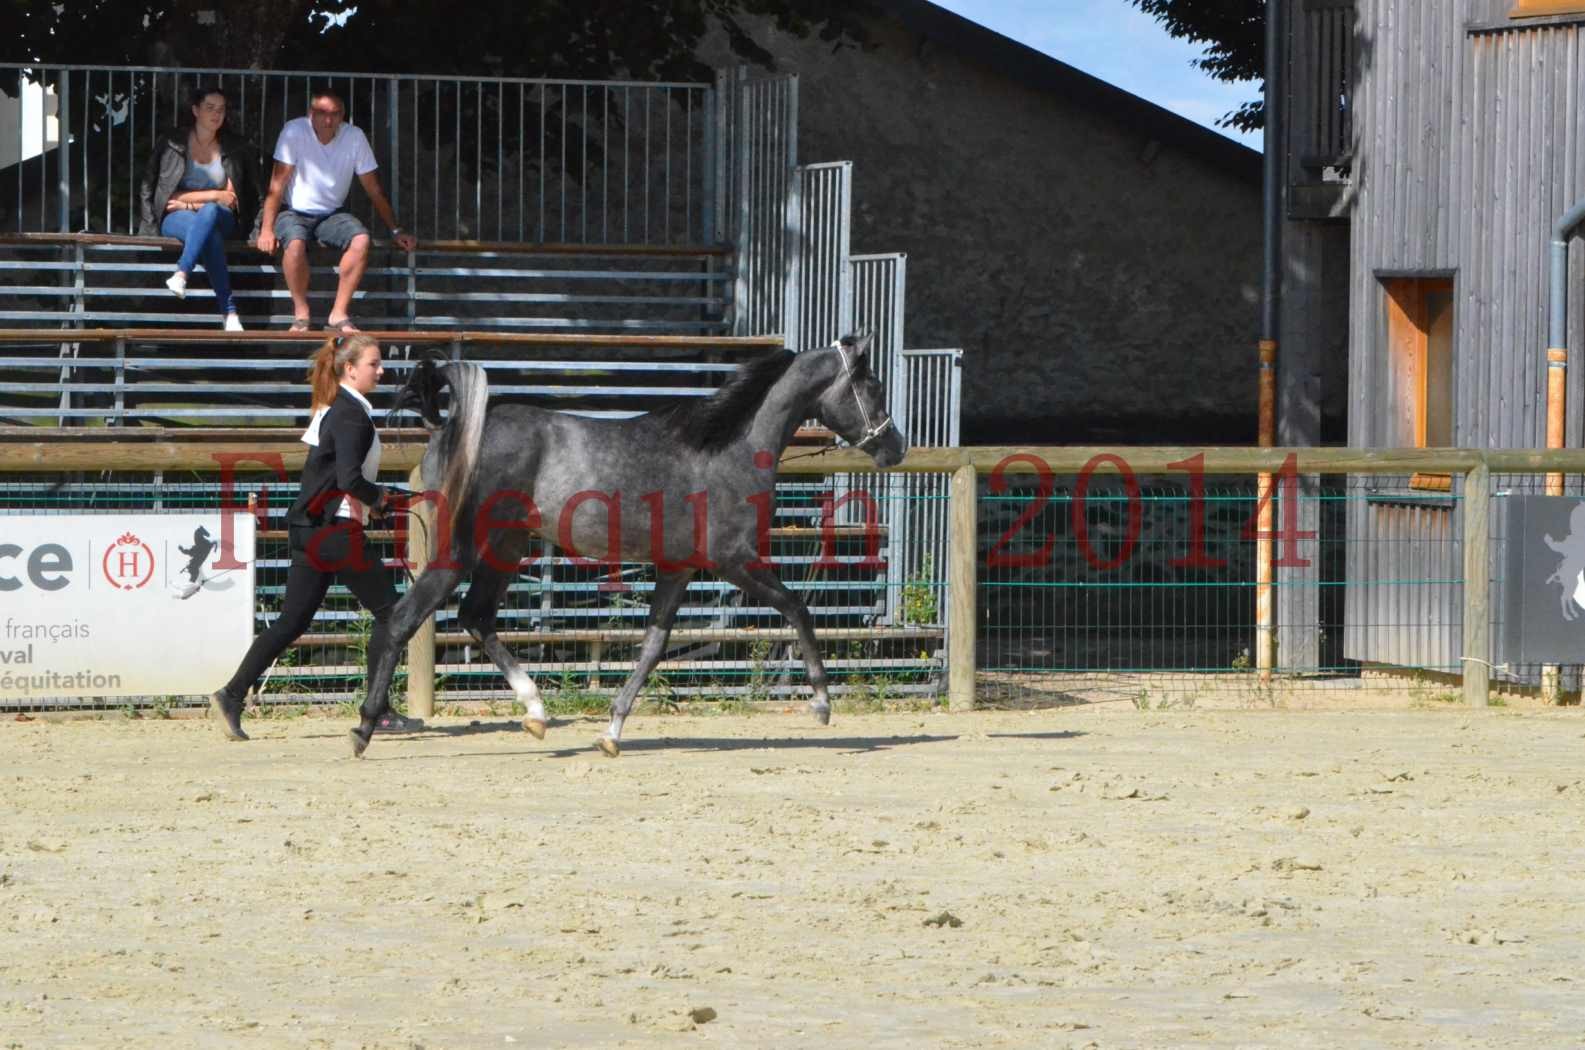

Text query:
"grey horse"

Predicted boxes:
[[351, 333, 909, 757]]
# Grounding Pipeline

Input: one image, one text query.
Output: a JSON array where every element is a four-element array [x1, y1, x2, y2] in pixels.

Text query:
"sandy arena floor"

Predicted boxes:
[[2, 703, 1583, 1048]]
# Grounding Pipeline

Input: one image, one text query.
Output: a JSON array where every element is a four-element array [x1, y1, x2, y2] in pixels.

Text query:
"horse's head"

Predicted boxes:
[[389, 353, 449, 430], [813, 333, 909, 468]]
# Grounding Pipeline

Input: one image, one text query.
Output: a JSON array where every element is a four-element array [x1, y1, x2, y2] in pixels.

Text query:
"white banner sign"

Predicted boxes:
[[1, 512, 255, 700]]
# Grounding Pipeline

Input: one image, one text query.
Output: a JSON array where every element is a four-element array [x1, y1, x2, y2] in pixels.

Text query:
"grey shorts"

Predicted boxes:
[[274, 209, 368, 249]]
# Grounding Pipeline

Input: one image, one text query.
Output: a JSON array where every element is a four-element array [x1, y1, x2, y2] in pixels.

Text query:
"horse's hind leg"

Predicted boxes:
[[599, 568, 694, 757], [351, 563, 466, 758], [720, 564, 832, 726], [457, 534, 547, 737]]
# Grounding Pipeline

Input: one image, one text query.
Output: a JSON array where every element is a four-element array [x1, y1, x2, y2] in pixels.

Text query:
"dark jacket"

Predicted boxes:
[[289, 388, 384, 529], [137, 126, 263, 240]]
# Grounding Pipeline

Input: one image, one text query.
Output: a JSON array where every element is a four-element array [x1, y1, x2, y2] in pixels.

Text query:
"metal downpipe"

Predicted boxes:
[[1546, 199, 1585, 496], [1256, 0, 1286, 680], [1539, 200, 1585, 703]]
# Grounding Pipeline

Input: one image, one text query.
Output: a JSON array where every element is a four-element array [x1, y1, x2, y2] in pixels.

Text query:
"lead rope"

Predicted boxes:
[[383, 402, 430, 588]]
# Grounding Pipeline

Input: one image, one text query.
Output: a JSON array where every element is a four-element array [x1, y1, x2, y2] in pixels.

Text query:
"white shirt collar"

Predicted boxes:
[[339, 381, 373, 417], [301, 383, 374, 446]]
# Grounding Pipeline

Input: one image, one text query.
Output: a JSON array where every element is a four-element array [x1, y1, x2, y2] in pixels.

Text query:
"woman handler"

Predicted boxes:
[[210, 334, 418, 740]]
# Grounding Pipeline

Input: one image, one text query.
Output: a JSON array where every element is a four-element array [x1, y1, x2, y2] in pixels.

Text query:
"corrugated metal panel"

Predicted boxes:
[[1344, 3, 1585, 666]]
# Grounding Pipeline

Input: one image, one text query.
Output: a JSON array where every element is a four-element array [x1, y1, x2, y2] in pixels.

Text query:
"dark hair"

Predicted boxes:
[[185, 85, 228, 128], [308, 86, 345, 112]]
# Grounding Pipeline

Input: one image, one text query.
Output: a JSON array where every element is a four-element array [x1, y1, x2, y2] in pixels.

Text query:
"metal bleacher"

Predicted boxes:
[[0, 64, 952, 704], [0, 232, 745, 425]]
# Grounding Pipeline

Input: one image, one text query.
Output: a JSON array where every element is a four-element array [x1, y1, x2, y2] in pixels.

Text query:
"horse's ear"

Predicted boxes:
[[840, 331, 873, 358]]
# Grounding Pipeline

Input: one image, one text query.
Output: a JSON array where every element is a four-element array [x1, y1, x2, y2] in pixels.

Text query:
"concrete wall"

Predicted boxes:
[[700, 10, 1273, 445]]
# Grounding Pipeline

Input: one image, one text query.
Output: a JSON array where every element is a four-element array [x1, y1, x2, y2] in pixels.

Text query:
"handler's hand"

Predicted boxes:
[[393, 232, 418, 252], [256, 228, 277, 255]]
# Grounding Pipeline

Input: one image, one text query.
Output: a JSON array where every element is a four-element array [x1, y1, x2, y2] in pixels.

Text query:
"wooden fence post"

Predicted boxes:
[[1462, 458, 1490, 708], [948, 462, 977, 712], [405, 464, 437, 717]]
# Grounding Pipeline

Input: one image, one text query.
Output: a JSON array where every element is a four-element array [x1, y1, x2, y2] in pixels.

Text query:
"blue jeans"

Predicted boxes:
[[161, 204, 238, 314]]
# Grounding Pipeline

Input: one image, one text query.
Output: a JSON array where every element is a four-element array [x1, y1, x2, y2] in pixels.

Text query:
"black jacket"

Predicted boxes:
[[138, 126, 263, 239], [289, 388, 384, 528]]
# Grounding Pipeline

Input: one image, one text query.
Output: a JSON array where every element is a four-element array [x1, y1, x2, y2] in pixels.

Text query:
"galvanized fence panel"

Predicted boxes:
[[899, 350, 962, 641], [851, 254, 906, 419], [790, 161, 852, 350], [2, 64, 714, 244], [851, 254, 905, 615], [715, 69, 796, 338]]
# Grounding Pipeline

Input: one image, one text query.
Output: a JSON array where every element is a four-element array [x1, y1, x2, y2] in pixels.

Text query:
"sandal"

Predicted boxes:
[[326, 317, 360, 334], [288, 317, 311, 333]]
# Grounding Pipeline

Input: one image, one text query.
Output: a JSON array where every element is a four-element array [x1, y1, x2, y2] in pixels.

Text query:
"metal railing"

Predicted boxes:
[[3, 64, 718, 244], [0, 235, 731, 339], [0, 329, 780, 426]]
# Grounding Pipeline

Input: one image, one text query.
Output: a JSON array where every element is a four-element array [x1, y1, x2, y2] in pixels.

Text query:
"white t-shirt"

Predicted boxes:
[[274, 116, 378, 216]]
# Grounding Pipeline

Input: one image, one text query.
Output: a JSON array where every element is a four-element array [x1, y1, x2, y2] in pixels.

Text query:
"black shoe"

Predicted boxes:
[[209, 690, 248, 741]]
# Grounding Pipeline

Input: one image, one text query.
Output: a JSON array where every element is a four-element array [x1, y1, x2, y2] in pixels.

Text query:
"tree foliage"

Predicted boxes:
[[3, 0, 874, 83], [1128, 0, 1264, 131]]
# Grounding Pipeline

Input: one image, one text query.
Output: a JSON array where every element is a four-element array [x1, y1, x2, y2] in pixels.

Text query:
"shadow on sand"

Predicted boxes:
[[323, 717, 1087, 760]]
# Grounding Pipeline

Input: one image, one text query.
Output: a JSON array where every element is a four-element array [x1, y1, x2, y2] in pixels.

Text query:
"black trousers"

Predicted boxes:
[[221, 520, 399, 700]]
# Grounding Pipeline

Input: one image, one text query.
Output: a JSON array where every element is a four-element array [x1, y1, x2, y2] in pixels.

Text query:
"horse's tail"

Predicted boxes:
[[396, 358, 489, 547]]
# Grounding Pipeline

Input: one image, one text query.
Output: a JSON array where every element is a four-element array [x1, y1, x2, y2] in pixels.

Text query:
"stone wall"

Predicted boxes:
[[697, 12, 1330, 445]]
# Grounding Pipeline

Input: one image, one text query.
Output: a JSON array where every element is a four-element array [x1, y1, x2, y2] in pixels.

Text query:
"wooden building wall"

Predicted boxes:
[[1336, 2, 1585, 667]]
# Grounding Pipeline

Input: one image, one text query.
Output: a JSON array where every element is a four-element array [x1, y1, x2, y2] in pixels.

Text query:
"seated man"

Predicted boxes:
[[256, 87, 417, 332]]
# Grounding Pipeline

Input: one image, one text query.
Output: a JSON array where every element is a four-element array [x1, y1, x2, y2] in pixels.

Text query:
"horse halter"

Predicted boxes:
[[832, 341, 895, 451]]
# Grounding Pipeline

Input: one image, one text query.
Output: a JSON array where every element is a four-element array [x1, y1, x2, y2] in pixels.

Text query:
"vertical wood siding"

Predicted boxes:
[[1343, 2, 1585, 666]]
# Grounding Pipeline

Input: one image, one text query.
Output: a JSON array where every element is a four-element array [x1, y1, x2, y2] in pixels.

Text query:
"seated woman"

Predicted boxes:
[[138, 86, 261, 331]]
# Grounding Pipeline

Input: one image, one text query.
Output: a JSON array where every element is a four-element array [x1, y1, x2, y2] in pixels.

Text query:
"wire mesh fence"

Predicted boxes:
[[0, 469, 946, 711], [972, 464, 1529, 709], [9, 451, 1585, 714]]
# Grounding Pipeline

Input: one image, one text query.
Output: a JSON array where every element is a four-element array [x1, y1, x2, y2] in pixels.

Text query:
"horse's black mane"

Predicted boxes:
[[660, 348, 797, 451]]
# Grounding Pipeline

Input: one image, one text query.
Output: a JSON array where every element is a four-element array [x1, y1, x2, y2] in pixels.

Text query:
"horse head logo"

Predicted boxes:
[[1543, 501, 1585, 621], [169, 524, 235, 600]]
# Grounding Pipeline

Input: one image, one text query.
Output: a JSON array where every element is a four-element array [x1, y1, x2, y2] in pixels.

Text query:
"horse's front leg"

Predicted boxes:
[[456, 537, 547, 738], [352, 564, 465, 758], [720, 565, 831, 725], [599, 569, 694, 757]]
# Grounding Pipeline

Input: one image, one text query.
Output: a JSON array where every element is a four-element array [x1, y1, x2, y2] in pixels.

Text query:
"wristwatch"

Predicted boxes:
[[390, 226, 404, 236]]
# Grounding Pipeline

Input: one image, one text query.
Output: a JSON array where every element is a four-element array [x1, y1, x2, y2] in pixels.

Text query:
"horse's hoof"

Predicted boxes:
[[523, 718, 547, 740], [811, 705, 832, 727], [209, 691, 249, 741], [596, 736, 621, 758], [348, 728, 370, 759]]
